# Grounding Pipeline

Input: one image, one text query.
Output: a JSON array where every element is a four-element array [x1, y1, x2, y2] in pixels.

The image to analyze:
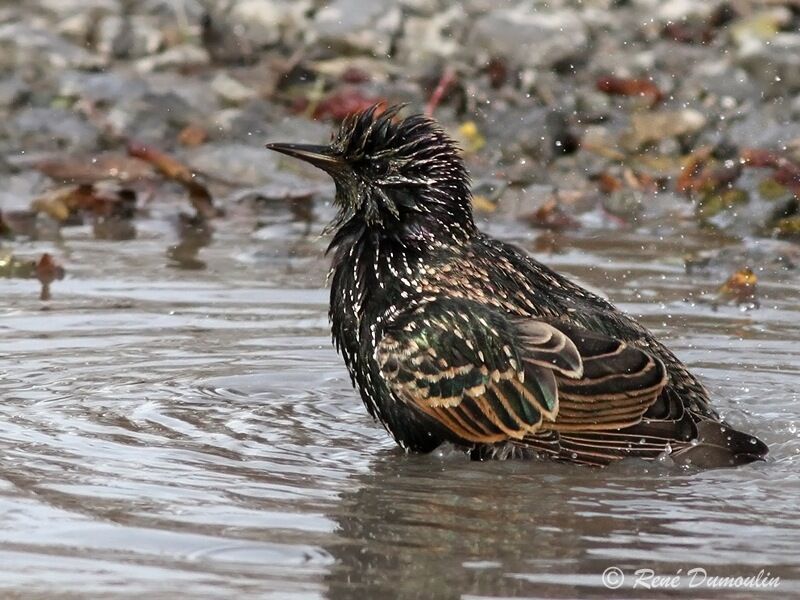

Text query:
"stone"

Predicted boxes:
[[0, 76, 29, 109], [58, 71, 150, 104], [0, 22, 106, 70], [622, 109, 706, 149], [467, 6, 589, 70], [4, 107, 99, 153], [656, 0, 720, 23], [311, 0, 403, 56], [95, 15, 164, 58], [183, 144, 282, 187], [727, 111, 800, 150], [737, 34, 800, 98], [134, 44, 209, 72], [211, 73, 257, 106], [228, 0, 312, 48], [395, 6, 467, 68]]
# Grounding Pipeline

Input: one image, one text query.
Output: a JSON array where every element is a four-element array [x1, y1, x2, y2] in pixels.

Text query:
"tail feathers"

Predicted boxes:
[[670, 420, 768, 468], [495, 417, 768, 469]]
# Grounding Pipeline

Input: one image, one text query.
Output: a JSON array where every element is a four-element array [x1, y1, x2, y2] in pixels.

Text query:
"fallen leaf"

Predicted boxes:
[[471, 194, 497, 213], [662, 23, 715, 45], [697, 188, 749, 219], [311, 88, 386, 122], [458, 121, 485, 153], [485, 57, 509, 89], [718, 266, 758, 307], [127, 141, 217, 220], [772, 216, 800, 238], [757, 178, 791, 201], [178, 123, 209, 147], [523, 197, 581, 231], [596, 75, 663, 107], [35, 154, 155, 184], [678, 154, 742, 197], [595, 172, 622, 194], [35, 253, 65, 301], [31, 184, 136, 223]]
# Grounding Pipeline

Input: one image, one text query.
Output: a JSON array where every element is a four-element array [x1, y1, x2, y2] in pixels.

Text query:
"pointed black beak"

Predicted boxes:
[[265, 142, 344, 173]]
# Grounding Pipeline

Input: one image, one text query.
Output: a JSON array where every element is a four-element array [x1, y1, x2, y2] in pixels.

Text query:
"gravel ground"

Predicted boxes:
[[1, 0, 799, 286]]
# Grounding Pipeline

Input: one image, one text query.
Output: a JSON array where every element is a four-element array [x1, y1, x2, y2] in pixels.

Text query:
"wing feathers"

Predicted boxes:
[[376, 300, 668, 448]]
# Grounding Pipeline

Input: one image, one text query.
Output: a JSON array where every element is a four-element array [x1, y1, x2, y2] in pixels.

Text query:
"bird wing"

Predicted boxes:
[[375, 299, 668, 445]]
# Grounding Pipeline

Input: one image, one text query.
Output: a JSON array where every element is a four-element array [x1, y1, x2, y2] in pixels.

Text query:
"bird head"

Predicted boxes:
[[266, 105, 474, 247]]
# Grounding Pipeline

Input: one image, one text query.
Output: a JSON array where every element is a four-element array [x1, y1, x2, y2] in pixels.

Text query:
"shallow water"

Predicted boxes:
[[1, 200, 799, 599]]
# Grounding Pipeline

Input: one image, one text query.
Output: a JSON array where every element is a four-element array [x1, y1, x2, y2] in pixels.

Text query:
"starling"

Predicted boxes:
[[266, 105, 768, 468]]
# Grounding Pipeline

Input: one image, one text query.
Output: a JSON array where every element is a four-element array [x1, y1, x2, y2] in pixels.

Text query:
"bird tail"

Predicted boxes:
[[670, 420, 768, 468]]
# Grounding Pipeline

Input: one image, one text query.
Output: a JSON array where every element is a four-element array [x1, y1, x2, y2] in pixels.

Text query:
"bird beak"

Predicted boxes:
[[265, 142, 344, 173]]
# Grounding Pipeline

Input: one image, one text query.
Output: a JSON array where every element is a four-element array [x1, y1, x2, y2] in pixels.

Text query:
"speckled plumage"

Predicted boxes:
[[267, 106, 768, 468]]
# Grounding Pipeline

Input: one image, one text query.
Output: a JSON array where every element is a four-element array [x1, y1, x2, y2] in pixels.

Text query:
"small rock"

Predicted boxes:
[[0, 22, 106, 70], [37, 0, 120, 20], [737, 34, 800, 97], [201, 10, 256, 64], [0, 76, 29, 109], [622, 109, 706, 149], [211, 73, 257, 106], [312, 0, 403, 56], [59, 71, 150, 104], [134, 44, 209, 72], [657, 0, 720, 23], [5, 108, 99, 153], [395, 6, 466, 68], [95, 15, 164, 58], [727, 111, 800, 150], [106, 92, 202, 142], [228, 0, 312, 48], [468, 8, 588, 70], [183, 144, 282, 187], [683, 60, 757, 104], [731, 8, 793, 50]]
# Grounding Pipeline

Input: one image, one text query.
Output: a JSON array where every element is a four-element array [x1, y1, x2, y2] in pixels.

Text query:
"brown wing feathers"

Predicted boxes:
[[376, 301, 669, 452]]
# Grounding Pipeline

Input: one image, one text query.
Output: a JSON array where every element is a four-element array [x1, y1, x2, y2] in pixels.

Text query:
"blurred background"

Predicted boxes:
[[1, 1, 799, 599]]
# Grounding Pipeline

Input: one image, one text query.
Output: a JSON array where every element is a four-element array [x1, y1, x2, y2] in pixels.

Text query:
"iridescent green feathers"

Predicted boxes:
[[376, 299, 668, 445]]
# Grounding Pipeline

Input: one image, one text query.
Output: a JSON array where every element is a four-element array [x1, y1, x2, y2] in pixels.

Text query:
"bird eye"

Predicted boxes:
[[364, 160, 390, 179]]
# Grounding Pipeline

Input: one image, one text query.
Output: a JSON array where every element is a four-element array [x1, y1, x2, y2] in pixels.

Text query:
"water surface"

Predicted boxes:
[[1, 204, 799, 599]]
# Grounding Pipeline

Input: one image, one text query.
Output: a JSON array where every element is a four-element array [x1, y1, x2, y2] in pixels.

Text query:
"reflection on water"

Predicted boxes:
[[1, 208, 799, 599]]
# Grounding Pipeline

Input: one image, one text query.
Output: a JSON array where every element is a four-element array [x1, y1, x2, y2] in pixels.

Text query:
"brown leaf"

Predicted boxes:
[[522, 197, 581, 231], [485, 57, 509, 89], [35, 154, 155, 184], [31, 184, 136, 222], [596, 75, 663, 107], [127, 141, 217, 220], [35, 253, 65, 301], [740, 148, 788, 169], [677, 150, 742, 197], [662, 23, 715, 45], [595, 172, 622, 194], [311, 89, 387, 122], [676, 149, 711, 195], [718, 266, 758, 307], [340, 66, 372, 84], [178, 123, 209, 147], [740, 148, 800, 195]]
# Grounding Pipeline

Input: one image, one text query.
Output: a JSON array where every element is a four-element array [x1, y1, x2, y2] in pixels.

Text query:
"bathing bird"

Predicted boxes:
[[266, 105, 768, 467]]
